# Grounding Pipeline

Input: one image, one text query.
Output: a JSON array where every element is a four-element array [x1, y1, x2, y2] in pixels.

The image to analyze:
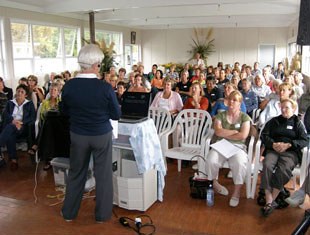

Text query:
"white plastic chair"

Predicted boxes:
[[161, 109, 213, 175], [148, 107, 173, 168]]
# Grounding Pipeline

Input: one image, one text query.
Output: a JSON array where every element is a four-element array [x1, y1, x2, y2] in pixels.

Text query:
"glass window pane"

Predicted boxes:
[[14, 59, 32, 77], [11, 23, 32, 58], [32, 25, 60, 58], [34, 58, 63, 74], [64, 28, 78, 57], [65, 58, 79, 72]]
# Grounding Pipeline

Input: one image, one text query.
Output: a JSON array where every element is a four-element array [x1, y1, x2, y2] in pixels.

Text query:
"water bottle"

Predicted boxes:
[[206, 183, 214, 207]]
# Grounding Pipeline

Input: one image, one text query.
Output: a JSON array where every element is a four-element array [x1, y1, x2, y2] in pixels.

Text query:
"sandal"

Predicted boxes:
[[260, 201, 278, 217], [27, 146, 38, 156]]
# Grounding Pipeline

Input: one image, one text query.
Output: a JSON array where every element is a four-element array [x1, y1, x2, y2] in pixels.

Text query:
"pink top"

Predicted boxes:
[[151, 91, 183, 112]]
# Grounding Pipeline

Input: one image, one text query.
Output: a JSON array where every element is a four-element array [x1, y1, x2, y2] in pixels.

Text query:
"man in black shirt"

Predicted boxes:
[[175, 71, 192, 103]]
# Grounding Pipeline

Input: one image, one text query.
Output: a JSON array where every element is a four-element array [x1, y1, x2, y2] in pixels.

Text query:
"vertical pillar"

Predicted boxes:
[[89, 11, 95, 44]]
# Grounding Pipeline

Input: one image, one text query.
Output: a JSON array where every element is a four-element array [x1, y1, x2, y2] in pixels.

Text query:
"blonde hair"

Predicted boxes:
[[228, 90, 243, 103], [191, 82, 205, 96], [281, 98, 297, 110]]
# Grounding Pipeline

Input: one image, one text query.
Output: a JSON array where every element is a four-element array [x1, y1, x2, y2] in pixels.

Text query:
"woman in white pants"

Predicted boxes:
[[206, 90, 251, 207]]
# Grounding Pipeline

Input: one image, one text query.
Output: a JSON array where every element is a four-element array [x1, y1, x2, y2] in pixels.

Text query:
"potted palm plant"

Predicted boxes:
[[188, 28, 215, 65]]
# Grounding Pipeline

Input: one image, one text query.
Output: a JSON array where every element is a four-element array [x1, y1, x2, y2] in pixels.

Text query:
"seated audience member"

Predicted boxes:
[[0, 84, 36, 170], [0, 77, 13, 100], [109, 66, 117, 77], [151, 78, 183, 115], [137, 64, 148, 80], [0, 79, 8, 119], [211, 82, 246, 117], [45, 78, 65, 99], [262, 67, 275, 91], [252, 74, 272, 105], [19, 77, 38, 110], [206, 65, 214, 76], [151, 69, 164, 90], [183, 82, 209, 111], [197, 72, 206, 87], [165, 64, 179, 83], [117, 68, 127, 83], [128, 74, 150, 93], [109, 75, 118, 90], [259, 79, 282, 110], [225, 66, 233, 81], [29, 83, 64, 170], [148, 64, 158, 82], [258, 82, 296, 129], [217, 69, 230, 96], [241, 79, 258, 117], [63, 70, 71, 81], [285, 105, 310, 207], [27, 75, 45, 104], [252, 62, 262, 77], [126, 72, 135, 90], [230, 75, 242, 91], [206, 91, 251, 207], [175, 71, 192, 103], [104, 72, 111, 84], [260, 99, 308, 217], [116, 81, 126, 105], [204, 76, 223, 112], [292, 72, 304, 100], [190, 68, 201, 83], [273, 62, 285, 80]]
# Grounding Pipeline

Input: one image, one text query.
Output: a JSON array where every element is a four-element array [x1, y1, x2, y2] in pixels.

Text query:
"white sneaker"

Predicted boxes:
[[229, 197, 239, 207], [285, 190, 306, 207], [213, 182, 229, 196]]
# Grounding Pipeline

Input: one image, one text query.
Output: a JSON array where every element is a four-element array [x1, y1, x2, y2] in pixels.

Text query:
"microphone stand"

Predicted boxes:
[[291, 209, 310, 235]]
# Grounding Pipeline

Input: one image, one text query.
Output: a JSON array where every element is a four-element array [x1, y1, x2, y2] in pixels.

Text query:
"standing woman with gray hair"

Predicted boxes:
[[60, 44, 121, 223]]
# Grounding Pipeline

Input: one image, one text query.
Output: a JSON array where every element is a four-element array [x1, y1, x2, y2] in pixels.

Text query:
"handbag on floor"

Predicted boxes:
[[189, 176, 211, 199]]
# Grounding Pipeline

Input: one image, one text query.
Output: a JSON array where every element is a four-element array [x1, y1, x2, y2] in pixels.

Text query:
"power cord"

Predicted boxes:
[[119, 215, 156, 235], [33, 158, 40, 204]]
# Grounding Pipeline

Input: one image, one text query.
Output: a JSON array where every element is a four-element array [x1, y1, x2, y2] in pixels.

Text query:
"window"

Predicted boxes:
[[84, 30, 123, 67], [302, 46, 310, 76], [0, 20, 6, 79], [11, 22, 79, 78]]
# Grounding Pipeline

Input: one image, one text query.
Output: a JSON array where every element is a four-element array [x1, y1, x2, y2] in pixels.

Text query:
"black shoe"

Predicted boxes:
[[261, 201, 278, 217]]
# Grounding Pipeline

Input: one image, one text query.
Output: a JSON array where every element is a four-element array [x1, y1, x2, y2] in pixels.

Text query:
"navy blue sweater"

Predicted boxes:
[[60, 77, 121, 136]]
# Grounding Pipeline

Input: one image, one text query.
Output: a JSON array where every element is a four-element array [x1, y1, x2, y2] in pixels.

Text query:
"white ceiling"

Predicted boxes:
[[0, 0, 300, 29]]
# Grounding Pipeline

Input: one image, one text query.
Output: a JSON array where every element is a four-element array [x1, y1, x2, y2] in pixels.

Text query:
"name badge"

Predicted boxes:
[[235, 123, 241, 128], [211, 94, 215, 96], [245, 97, 249, 100], [287, 125, 293, 130]]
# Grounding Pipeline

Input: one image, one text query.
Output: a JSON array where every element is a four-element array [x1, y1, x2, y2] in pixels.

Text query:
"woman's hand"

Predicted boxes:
[[12, 119, 23, 130], [272, 142, 291, 153]]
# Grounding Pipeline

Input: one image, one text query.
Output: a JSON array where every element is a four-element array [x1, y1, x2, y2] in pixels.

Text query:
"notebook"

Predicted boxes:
[[119, 92, 151, 123]]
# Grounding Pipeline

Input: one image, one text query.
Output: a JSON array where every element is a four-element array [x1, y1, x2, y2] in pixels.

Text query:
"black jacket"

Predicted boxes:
[[261, 114, 308, 163]]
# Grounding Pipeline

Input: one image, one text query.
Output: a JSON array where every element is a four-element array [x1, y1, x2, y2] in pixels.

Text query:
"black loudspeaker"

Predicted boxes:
[[297, 0, 310, 46]]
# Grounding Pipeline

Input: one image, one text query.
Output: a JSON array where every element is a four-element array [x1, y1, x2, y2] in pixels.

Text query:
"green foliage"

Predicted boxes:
[[83, 38, 116, 75], [188, 28, 215, 63]]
